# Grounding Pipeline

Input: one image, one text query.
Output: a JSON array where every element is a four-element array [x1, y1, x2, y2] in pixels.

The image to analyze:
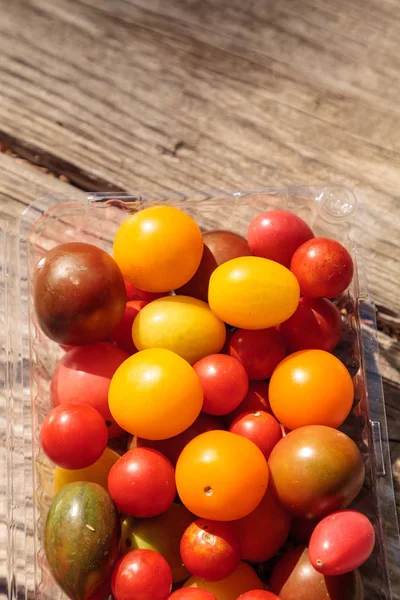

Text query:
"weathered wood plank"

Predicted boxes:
[[0, 0, 399, 311]]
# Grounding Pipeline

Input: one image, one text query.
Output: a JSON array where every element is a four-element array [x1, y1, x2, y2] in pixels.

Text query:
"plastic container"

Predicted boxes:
[[1, 187, 399, 600]]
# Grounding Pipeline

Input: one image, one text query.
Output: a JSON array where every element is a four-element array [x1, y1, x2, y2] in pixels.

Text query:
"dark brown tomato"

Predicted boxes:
[[268, 426, 365, 520], [178, 231, 251, 301], [34, 242, 126, 345], [270, 547, 364, 600]]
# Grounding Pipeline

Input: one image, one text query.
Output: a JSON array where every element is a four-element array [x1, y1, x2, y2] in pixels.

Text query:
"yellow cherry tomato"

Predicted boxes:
[[176, 430, 269, 521], [132, 295, 226, 364], [208, 256, 300, 329], [53, 447, 120, 494], [184, 562, 263, 600], [113, 206, 203, 293], [108, 348, 203, 440]]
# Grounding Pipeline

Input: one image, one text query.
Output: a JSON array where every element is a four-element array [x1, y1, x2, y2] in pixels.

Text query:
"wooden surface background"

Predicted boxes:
[[0, 0, 398, 593]]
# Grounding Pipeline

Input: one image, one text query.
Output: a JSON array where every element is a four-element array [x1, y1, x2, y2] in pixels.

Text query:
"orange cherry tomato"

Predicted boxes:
[[184, 562, 263, 600], [269, 350, 353, 430], [208, 257, 300, 329], [176, 431, 269, 521], [113, 206, 203, 293], [108, 348, 203, 440]]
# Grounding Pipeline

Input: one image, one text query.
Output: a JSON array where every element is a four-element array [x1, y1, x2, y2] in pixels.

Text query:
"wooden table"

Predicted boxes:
[[0, 0, 399, 596]]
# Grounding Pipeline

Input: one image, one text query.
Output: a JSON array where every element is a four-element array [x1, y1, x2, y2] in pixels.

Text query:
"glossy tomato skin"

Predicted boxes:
[[193, 355, 249, 415], [34, 242, 126, 345], [269, 349, 353, 430], [112, 549, 172, 600], [184, 562, 263, 600], [176, 431, 269, 521], [279, 297, 342, 352], [113, 206, 203, 293], [41, 403, 108, 469], [169, 590, 217, 600], [178, 231, 251, 301], [224, 381, 271, 425], [235, 488, 291, 563], [129, 414, 225, 466], [124, 278, 164, 302], [268, 426, 365, 520], [208, 257, 300, 330], [108, 348, 203, 440], [229, 411, 282, 460], [269, 547, 363, 600], [132, 296, 226, 365], [238, 592, 281, 600], [180, 520, 241, 581], [50, 342, 129, 438], [248, 209, 314, 268], [109, 300, 147, 354], [108, 448, 176, 517], [229, 328, 287, 380], [290, 238, 354, 298], [309, 510, 375, 575]]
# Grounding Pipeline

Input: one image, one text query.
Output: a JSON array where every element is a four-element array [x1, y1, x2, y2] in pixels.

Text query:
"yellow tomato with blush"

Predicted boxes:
[[184, 562, 263, 600]]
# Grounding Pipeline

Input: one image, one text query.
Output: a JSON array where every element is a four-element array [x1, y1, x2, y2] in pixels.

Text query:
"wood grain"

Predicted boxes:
[[0, 0, 399, 310]]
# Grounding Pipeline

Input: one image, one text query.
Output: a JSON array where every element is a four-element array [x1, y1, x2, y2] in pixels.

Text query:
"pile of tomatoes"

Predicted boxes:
[[34, 205, 375, 600]]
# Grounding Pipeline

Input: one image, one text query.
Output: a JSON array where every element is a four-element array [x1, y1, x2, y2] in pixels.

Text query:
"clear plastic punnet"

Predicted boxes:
[[1, 188, 399, 600]]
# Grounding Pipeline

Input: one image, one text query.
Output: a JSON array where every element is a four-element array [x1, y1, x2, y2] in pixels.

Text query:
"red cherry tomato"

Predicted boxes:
[[229, 328, 286, 380], [108, 448, 176, 518], [193, 354, 249, 416], [248, 209, 314, 268], [50, 342, 129, 438], [109, 300, 147, 354], [224, 381, 271, 425], [309, 510, 375, 575], [112, 549, 172, 600], [40, 403, 108, 469], [229, 410, 282, 459], [130, 413, 225, 466], [124, 278, 165, 302], [280, 297, 342, 352], [181, 519, 241, 582], [169, 590, 217, 600], [239, 592, 281, 600], [290, 238, 354, 298]]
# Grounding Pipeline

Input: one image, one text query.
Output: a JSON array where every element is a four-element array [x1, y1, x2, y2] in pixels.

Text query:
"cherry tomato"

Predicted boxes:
[[109, 300, 147, 354], [184, 562, 263, 600], [309, 510, 375, 575], [53, 447, 120, 494], [229, 328, 287, 380], [108, 348, 203, 440], [224, 381, 271, 425], [88, 577, 112, 600], [124, 278, 164, 302], [112, 549, 172, 600], [247, 209, 314, 268], [209, 257, 300, 330], [268, 426, 365, 520], [193, 355, 249, 415], [169, 590, 217, 600], [108, 448, 176, 517], [178, 231, 251, 301], [239, 592, 281, 600], [269, 349, 353, 430], [181, 519, 241, 581], [290, 238, 354, 298], [113, 206, 203, 293], [229, 411, 282, 459], [41, 403, 108, 469], [132, 296, 226, 364], [176, 430, 269, 521], [235, 488, 291, 563], [129, 413, 225, 466], [280, 297, 342, 352], [50, 342, 129, 438]]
